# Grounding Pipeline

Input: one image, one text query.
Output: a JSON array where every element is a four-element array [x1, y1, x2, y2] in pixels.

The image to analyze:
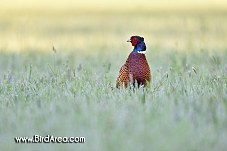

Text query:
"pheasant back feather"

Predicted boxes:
[[116, 63, 129, 88]]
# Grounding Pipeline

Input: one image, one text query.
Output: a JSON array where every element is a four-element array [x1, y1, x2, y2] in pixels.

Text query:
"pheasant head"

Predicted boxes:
[[127, 36, 146, 54]]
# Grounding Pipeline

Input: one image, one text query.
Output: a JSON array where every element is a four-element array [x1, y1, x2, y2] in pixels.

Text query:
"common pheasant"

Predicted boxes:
[[116, 36, 151, 88]]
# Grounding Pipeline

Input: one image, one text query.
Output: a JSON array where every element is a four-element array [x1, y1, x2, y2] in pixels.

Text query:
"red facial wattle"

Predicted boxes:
[[131, 36, 138, 46]]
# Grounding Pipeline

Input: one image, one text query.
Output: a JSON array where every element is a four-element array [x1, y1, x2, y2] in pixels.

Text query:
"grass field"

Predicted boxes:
[[0, 8, 227, 151]]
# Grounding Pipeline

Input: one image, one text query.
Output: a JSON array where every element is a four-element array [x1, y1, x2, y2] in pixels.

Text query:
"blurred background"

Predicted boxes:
[[0, 0, 227, 53]]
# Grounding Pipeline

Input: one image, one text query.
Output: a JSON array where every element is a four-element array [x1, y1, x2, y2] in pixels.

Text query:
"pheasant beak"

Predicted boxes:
[[127, 39, 131, 42]]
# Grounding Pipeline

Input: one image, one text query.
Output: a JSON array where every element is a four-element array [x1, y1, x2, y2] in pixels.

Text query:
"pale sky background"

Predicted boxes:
[[1, 0, 227, 11]]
